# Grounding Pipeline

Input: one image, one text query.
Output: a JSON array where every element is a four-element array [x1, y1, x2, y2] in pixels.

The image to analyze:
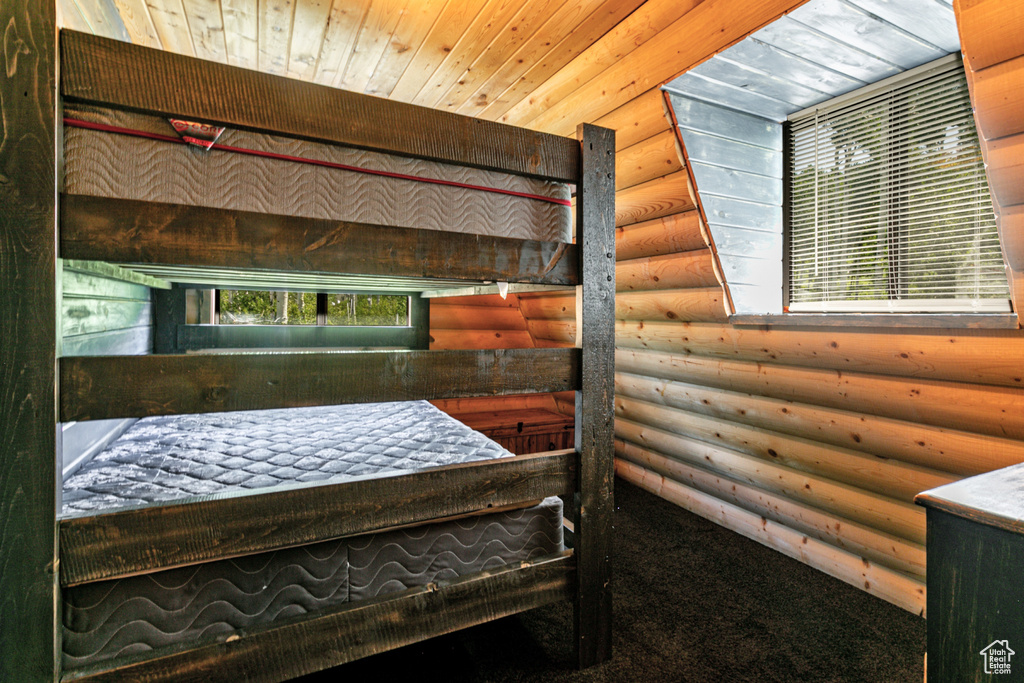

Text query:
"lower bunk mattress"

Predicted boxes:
[[60, 401, 564, 670]]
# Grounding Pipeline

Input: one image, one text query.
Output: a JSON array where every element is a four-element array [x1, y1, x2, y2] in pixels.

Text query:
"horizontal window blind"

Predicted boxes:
[[787, 55, 1009, 313]]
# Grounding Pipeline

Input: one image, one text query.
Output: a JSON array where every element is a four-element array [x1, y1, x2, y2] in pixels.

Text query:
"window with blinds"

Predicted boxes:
[[786, 54, 1009, 313]]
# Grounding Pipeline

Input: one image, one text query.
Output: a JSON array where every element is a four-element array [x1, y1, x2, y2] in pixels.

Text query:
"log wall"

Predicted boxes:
[[502, 0, 1024, 616], [429, 293, 561, 415]]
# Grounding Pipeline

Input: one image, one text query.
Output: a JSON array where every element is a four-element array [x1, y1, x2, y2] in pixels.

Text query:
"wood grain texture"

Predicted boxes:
[[63, 552, 575, 683], [616, 252, 717, 291], [499, 0, 698, 128], [144, 0, 195, 55], [923, 509, 1024, 679], [61, 194, 578, 285], [309, 0, 371, 85], [574, 123, 616, 668], [285, 0, 334, 80], [335, 0, 408, 92], [385, 0, 485, 100], [60, 30, 580, 181], [592, 87, 673, 152], [362, 0, 447, 97], [181, 0, 226, 62], [428, 329, 535, 349], [152, 285, 185, 353], [60, 450, 576, 584], [965, 53, 1024, 141], [615, 172, 695, 227], [615, 288, 727, 323], [221, 0, 258, 68], [614, 320, 1024, 389], [468, 0, 644, 121], [61, 348, 580, 421], [615, 129, 682, 190], [614, 412, 926, 544], [430, 303, 529, 330], [615, 210, 707, 261], [615, 348, 1024, 444], [108, 0, 161, 47], [615, 371, 1024, 480], [0, 1, 60, 680], [524, 0, 805, 136], [430, 0, 567, 111], [956, 0, 1024, 72], [616, 394, 952, 507]]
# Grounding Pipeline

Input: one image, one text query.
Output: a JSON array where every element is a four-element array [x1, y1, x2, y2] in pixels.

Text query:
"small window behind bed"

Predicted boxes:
[[180, 289, 422, 352], [213, 290, 409, 326]]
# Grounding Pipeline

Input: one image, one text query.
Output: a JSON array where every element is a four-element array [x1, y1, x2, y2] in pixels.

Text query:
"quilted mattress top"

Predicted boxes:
[[61, 401, 513, 517]]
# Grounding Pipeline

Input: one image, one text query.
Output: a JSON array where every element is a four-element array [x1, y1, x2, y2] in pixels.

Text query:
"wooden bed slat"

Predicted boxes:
[[60, 194, 578, 286], [60, 348, 580, 421], [61, 552, 575, 682], [60, 450, 576, 585], [59, 30, 580, 183]]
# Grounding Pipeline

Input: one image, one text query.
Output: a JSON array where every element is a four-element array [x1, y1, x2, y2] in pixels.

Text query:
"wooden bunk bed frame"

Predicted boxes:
[[0, 7, 615, 682]]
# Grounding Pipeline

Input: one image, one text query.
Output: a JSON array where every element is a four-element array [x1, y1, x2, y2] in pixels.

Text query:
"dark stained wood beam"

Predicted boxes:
[[573, 123, 617, 668], [62, 552, 574, 683], [60, 194, 578, 286], [60, 450, 576, 585], [60, 30, 579, 183], [60, 348, 580, 421], [0, 2, 61, 681]]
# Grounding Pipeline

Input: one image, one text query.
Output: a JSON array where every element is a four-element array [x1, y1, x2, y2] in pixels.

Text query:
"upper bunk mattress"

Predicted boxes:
[[63, 104, 572, 243], [61, 400, 513, 516]]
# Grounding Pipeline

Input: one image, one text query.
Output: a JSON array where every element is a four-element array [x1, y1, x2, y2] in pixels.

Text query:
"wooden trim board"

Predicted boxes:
[[61, 349, 581, 421], [61, 194, 578, 286]]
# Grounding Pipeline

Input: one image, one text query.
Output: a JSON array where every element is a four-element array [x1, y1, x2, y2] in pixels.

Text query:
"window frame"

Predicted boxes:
[[782, 54, 1009, 315], [177, 288, 430, 350]]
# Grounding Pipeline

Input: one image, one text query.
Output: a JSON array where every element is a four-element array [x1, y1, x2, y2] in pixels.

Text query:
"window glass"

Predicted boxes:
[[326, 294, 409, 326], [787, 56, 1009, 313], [218, 290, 317, 325]]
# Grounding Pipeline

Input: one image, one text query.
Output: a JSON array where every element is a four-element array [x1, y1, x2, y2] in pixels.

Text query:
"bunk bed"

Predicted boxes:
[[0, 17, 615, 683]]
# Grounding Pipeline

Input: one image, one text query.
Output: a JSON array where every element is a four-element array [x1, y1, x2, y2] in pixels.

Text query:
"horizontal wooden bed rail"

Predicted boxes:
[[60, 31, 579, 184], [60, 348, 580, 422], [62, 551, 574, 682], [60, 194, 578, 286], [60, 449, 577, 586]]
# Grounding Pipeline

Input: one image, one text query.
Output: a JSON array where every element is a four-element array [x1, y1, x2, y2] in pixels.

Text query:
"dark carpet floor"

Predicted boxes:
[[303, 478, 926, 682]]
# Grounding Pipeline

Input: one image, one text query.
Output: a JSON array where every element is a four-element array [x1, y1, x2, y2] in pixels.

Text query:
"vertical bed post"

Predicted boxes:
[[0, 1, 61, 681], [574, 123, 616, 667]]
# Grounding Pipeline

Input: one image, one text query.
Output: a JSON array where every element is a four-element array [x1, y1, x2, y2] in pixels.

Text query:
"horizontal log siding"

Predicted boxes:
[[429, 294, 562, 415], [958, 0, 1024, 314]]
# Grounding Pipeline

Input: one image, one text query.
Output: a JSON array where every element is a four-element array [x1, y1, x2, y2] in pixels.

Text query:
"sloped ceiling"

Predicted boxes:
[[56, 0, 646, 126]]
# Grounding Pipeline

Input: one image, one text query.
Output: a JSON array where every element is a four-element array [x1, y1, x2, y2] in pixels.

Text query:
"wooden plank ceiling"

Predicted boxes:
[[59, 0, 648, 130]]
